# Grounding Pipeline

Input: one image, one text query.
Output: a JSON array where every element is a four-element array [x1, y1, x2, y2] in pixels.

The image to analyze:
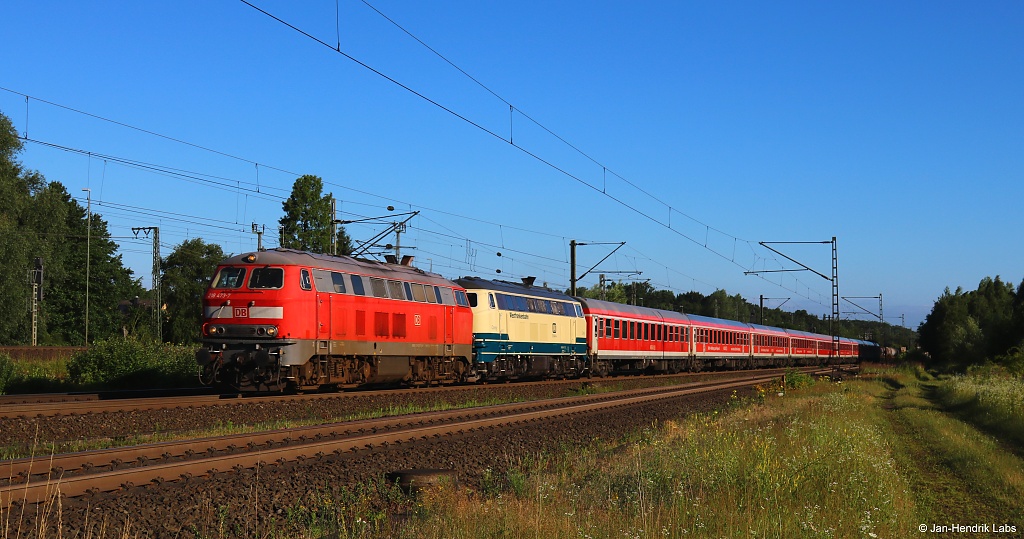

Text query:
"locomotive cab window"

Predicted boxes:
[[299, 269, 312, 291], [439, 287, 456, 305], [248, 267, 284, 289], [213, 267, 246, 289]]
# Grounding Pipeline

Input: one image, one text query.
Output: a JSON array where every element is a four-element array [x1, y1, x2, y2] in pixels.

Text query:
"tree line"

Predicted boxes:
[[917, 276, 1024, 374]]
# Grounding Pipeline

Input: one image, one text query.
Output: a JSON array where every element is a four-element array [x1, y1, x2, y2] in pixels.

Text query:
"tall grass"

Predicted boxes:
[[0, 339, 198, 394], [0, 352, 70, 394], [393, 382, 915, 538], [876, 367, 1024, 524], [934, 367, 1024, 447]]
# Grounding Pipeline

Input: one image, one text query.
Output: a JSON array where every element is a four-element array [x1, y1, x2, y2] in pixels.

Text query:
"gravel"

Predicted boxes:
[[2, 381, 750, 538]]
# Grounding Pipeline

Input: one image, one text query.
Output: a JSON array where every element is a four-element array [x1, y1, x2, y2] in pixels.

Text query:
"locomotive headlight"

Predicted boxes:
[[266, 326, 278, 337], [215, 326, 225, 335], [256, 327, 266, 336]]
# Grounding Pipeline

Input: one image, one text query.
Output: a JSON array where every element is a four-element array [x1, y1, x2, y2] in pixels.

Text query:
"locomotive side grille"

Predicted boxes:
[[375, 312, 390, 337], [355, 310, 366, 336], [393, 313, 407, 338], [429, 316, 438, 340]]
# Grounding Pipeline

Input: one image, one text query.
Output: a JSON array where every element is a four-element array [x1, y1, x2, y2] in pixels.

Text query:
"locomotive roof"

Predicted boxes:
[[217, 249, 459, 287], [577, 297, 691, 324], [453, 276, 578, 302]]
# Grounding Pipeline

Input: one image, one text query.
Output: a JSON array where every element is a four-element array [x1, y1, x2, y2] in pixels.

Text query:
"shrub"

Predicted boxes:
[[67, 338, 198, 389], [0, 352, 14, 395], [784, 368, 815, 389]]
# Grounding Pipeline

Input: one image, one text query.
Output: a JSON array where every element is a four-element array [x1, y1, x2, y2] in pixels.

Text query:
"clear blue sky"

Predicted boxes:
[[4, 1, 1022, 330]]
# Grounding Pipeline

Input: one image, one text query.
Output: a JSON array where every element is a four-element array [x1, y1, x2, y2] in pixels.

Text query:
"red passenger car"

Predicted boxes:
[[579, 298, 695, 375], [196, 249, 473, 391]]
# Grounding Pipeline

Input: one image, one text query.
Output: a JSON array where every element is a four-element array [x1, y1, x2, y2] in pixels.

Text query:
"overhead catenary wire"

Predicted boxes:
[[3, 61, 824, 309], [235, 1, 828, 306], [14, 87, 819, 307]]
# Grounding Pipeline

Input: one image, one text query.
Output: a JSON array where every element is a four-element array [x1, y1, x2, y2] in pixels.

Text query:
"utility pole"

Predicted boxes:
[[570, 240, 577, 295], [331, 198, 338, 255], [29, 258, 43, 346], [393, 220, 406, 260], [251, 223, 265, 251], [569, 240, 626, 296], [759, 295, 790, 325], [745, 237, 838, 361], [133, 226, 161, 342], [82, 188, 91, 347]]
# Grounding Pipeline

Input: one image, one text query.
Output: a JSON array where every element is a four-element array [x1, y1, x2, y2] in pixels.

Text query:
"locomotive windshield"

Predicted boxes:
[[248, 267, 284, 289], [212, 267, 246, 289]]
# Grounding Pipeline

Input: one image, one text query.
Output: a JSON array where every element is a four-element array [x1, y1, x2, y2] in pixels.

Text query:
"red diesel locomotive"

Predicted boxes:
[[196, 249, 474, 391]]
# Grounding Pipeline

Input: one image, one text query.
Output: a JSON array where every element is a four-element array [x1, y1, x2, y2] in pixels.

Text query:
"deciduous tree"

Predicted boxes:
[[161, 238, 225, 344], [278, 175, 352, 255]]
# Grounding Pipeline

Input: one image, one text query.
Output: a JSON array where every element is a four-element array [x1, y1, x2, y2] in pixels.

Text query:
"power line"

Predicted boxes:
[[3, 74, 826, 307], [237, 1, 828, 305]]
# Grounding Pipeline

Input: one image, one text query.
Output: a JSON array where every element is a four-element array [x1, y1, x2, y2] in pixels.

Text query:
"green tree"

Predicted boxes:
[[919, 285, 987, 371], [574, 281, 627, 304], [43, 197, 142, 344], [0, 114, 31, 343], [278, 175, 352, 255], [0, 109, 142, 344], [161, 238, 225, 344]]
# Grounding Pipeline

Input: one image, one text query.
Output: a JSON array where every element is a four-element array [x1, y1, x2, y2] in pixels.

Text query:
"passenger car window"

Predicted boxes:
[[213, 267, 246, 289], [248, 267, 284, 289]]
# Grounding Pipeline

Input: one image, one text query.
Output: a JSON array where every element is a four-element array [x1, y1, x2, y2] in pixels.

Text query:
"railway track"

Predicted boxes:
[[0, 387, 217, 408], [1, 367, 833, 506], [0, 366, 833, 418]]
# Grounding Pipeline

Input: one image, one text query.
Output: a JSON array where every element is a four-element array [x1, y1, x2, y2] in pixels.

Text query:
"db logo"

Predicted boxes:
[[233, 307, 249, 318], [414, 314, 422, 326]]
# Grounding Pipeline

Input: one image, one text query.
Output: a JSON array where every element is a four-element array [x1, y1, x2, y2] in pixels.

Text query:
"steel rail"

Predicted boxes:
[[1, 368, 833, 505], [0, 366, 816, 417]]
